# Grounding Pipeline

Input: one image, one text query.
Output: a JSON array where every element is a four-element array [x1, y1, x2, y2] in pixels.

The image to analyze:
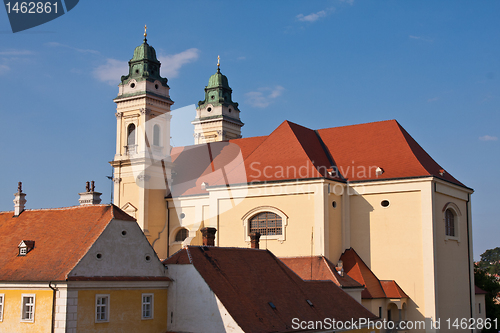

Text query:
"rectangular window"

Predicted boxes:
[[142, 293, 154, 320], [479, 302, 482, 314], [21, 294, 35, 322], [0, 294, 4, 322], [95, 295, 109, 323]]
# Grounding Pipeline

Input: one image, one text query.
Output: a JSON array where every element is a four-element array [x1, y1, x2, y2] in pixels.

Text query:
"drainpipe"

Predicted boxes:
[[49, 282, 56, 333]]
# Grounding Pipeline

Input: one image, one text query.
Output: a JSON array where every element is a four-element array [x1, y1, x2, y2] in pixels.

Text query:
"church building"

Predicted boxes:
[[110, 32, 475, 331]]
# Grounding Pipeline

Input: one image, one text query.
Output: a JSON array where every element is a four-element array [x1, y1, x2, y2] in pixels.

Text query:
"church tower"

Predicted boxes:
[[192, 57, 243, 144], [110, 26, 173, 239]]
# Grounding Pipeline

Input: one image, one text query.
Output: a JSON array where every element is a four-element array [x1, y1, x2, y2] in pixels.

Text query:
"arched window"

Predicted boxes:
[[175, 228, 188, 242], [127, 124, 136, 146], [445, 209, 455, 237], [249, 212, 282, 236], [153, 124, 160, 146]]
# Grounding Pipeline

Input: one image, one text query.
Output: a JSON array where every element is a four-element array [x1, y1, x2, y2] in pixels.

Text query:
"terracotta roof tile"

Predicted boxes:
[[340, 248, 408, 300], [0, 204, 134, 282], [475, 285, 488, 294], [169, 119, 465, 197], [165, 246, 377, 333], [380, 280, 408, 298], [279, 256, 362, 288]]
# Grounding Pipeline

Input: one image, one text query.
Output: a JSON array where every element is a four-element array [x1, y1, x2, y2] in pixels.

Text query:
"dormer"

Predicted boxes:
[[18, 240, 35, 256]]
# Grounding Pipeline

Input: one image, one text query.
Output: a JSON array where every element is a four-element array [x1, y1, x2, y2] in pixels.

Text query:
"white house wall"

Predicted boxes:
[[167, 264, 243, 333], [69, 219, 166, 277]]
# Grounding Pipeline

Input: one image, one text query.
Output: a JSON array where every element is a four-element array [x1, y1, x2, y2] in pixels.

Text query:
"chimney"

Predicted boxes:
[[249, 232, 261, 249], [200, 227, 217, 246], [78, 181, 102, 206], [13, 182, 26, 217]]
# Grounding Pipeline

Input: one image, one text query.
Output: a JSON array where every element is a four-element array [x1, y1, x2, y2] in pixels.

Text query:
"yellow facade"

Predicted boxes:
[[76, 289, 168, 333], [0, 289, 53, 333]]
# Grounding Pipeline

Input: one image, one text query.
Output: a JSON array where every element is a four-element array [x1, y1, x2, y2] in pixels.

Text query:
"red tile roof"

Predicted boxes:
[[169, 120, 465, 197], [340, 248, 408, 299], [0, 204, 135, 282], [475, 285, 488, 294], [164, 246, 378, 333], [279, 256, 362, 288]]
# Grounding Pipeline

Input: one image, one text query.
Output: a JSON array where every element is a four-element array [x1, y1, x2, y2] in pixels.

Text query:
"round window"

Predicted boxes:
[[381, 200, 390, 208], [130, 83, 136, 88], [332, 201, 337, 208]]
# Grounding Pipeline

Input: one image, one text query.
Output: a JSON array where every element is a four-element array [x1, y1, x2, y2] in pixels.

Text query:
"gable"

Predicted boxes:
[[69, 218, 165, 278]]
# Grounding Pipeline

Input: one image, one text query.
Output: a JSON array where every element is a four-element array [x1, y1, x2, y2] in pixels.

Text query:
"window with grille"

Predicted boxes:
[[249, 212, 282, 236], [95, 295, 109, 322], [445, 209, 455, 237], [175, 228, 188, 242], [21, 295, 35, 322], [142, 294, 153, 319]]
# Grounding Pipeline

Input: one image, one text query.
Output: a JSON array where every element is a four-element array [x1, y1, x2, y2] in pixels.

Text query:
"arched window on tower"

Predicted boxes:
[[126, 123, 136, 154], [153, 124, 160, 146], [249, 212, 282, 236], [445, 209, 455, 237]]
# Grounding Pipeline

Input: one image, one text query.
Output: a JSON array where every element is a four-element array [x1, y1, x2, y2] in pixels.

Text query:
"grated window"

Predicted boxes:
[[249, 212, 282, 236]]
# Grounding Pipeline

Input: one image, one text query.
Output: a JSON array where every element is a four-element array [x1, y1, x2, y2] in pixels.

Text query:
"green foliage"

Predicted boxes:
[[475, 248, 500, 332], [477, 247, 500, 275]]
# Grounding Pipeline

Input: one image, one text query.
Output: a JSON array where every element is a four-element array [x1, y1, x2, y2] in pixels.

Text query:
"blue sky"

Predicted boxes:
[[0, 1, 498, 259]]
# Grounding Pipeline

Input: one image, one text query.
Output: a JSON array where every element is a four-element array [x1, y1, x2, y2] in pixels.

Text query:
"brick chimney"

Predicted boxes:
[[249, 232, 261, 249], [200, 227, 217, 246], [79, 181, 102, 206], [13, 182, 26, 217]]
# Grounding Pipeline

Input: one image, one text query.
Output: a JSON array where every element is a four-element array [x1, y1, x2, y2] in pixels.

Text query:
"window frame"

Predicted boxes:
[[20, 294, 35, 323], [0, 293, 4, 322], [141, 293, 154, 320], [242, 206, 288, 243], [443, 203, 461, 241], [174, 228, 189, 243], [152, 124, 161, 147], [95, 294, 110, 323]]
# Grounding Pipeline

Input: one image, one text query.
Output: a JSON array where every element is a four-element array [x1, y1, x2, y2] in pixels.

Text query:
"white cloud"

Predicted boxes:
[[0, 49, 33, 55], [93, 48, 200, 85], [93, 58, 128, 85], [158, 48, 200, 78], [45, 42, 99, 54], [479, 135, 498, 141], [245, 86, 285, 108], [296, 8, 335, 22], [0, 64, 10, 75]]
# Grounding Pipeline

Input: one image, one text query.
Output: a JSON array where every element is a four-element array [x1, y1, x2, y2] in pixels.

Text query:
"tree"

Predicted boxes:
[[478, 247, 500, 275], [475, 248, 500, 332]]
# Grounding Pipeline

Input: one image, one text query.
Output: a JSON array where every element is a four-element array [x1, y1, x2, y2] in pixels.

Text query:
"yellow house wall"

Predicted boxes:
[[76, 289, 168, 333], [217, 193, 315, 256], [433, 192, 471, 321], [0, 289, 53, 333], [328, 192, 342, 262], [350, 190, 425, 324]]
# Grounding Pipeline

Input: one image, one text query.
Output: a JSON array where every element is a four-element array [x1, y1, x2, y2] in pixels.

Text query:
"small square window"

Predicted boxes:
[[21, 294, 35, 322], [142, 294, 154, 320], [95, 295, 109, 323], [19, 247, 27, 256]]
